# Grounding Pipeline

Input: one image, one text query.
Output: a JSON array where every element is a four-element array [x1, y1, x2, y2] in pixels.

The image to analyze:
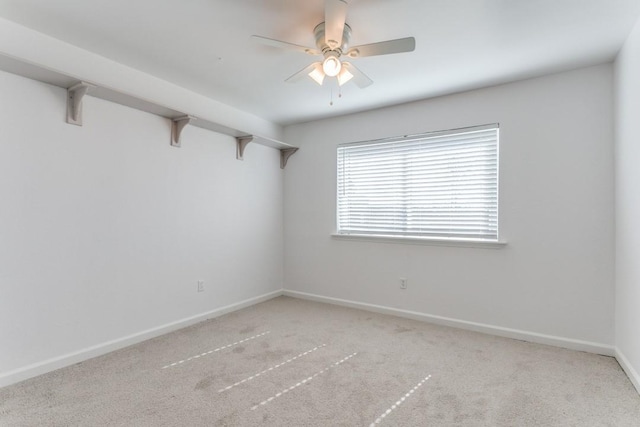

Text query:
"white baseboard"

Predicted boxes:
[[283, 290, 615, 357], [615, 347, 640, 395], [3, 289, 626, 392], [0, 289, 283, 388]]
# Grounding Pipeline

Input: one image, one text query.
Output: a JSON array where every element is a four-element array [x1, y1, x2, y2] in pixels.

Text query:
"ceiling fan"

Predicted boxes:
[[252, 0, 416, 88]]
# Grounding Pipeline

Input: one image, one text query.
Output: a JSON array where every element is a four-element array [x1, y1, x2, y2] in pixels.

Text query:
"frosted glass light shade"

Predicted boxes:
[[308, 64, 325, 85], [337, 68, 353, 86], [322, 56, 342, 77]]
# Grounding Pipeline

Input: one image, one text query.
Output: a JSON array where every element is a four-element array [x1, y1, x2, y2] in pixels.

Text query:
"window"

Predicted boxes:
[[336, 124, 499, 242]]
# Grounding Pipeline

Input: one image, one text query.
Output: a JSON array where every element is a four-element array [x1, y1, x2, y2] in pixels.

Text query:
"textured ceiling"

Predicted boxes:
[[1, 0, 639, 125]]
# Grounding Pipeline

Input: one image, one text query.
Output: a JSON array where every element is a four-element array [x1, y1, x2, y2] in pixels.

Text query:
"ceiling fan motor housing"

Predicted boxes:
[[314, 22, 352, 56]]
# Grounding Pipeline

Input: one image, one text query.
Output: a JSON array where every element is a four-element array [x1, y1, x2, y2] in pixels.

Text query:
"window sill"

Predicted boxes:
[[331, 233, 507, 249]]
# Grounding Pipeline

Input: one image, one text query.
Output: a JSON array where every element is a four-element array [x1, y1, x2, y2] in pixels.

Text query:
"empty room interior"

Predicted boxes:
[[2, 0, 640, 425]]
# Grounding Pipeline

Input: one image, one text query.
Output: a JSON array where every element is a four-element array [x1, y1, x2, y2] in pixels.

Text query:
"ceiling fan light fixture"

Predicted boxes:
[[322, 53, 342, 77], [308, 64, 326, 85], [253, 0, 416, 90]]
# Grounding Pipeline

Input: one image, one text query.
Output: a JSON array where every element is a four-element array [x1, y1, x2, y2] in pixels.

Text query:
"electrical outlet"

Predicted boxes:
[[400, 278, 407, 289], [197, 280, 205, 292]]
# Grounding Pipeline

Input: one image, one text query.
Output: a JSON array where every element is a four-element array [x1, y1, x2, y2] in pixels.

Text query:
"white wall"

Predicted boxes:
[[0, 70, 283, 385], [284, 64, 615, 351], [614, 17, 640, 393]]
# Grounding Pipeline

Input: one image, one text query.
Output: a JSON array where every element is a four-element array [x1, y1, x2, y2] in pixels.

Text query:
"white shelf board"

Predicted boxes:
[[0, 53, 294, 150], [0, 53, 77, 88]]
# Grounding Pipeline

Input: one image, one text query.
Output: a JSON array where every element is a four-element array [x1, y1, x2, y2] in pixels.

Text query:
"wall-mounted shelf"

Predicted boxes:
[[0, 53, 298, 168]]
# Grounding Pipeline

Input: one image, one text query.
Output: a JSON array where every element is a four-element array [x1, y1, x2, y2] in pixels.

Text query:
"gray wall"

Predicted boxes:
[[0, 71, 284, 385], [284, 64, 614, 351], [614, 15, 640, 393]]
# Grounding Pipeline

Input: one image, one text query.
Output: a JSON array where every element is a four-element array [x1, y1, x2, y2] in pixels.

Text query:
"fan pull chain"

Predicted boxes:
[[329, 82, 344, 106]]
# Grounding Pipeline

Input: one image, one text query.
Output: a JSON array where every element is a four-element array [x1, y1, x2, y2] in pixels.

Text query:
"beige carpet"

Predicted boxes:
[[1, 296, 639, 426]]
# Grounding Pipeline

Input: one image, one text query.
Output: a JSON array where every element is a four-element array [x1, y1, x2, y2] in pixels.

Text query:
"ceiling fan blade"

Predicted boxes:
[[285, 62, 324, 85], [325, 0, 348, 49], [346, 37, 416, 58], [251, 35, 320, 56], [342, 62, 373, 88]]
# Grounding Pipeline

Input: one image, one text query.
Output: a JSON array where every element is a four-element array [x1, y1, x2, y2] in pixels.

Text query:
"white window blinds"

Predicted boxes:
[[336, 124, 499, 241]]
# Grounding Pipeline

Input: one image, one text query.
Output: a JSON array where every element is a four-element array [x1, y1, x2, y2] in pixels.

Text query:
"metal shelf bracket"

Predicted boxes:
[[171, 115, 195, 147], [280, 147, 299, 169], [236, 136, 253, 160], [66, 81, 96, 126]]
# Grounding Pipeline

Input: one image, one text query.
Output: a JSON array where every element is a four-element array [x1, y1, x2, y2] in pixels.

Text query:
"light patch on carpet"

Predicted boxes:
[[161, 331, 271, 369], [218, 344, 328, 393], [250, 352, 358, 410], [370, 375, 432, 426]]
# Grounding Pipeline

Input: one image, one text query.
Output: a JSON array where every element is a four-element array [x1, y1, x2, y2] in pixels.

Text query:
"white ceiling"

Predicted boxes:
[[1, 0, 639, 126]]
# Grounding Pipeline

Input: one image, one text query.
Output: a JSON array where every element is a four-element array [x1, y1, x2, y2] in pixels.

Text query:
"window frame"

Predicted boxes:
[[334, 124, 504, 247]]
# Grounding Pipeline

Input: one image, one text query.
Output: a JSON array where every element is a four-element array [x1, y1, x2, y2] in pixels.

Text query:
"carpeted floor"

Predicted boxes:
[[1, 296, 639, 426]]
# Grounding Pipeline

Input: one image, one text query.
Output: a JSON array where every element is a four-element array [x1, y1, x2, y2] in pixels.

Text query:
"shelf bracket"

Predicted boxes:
[[66, 81, 96, 126], [236, 136, 253, 160], [171, 115, 194, 147], [280, 147, 299, 169]]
